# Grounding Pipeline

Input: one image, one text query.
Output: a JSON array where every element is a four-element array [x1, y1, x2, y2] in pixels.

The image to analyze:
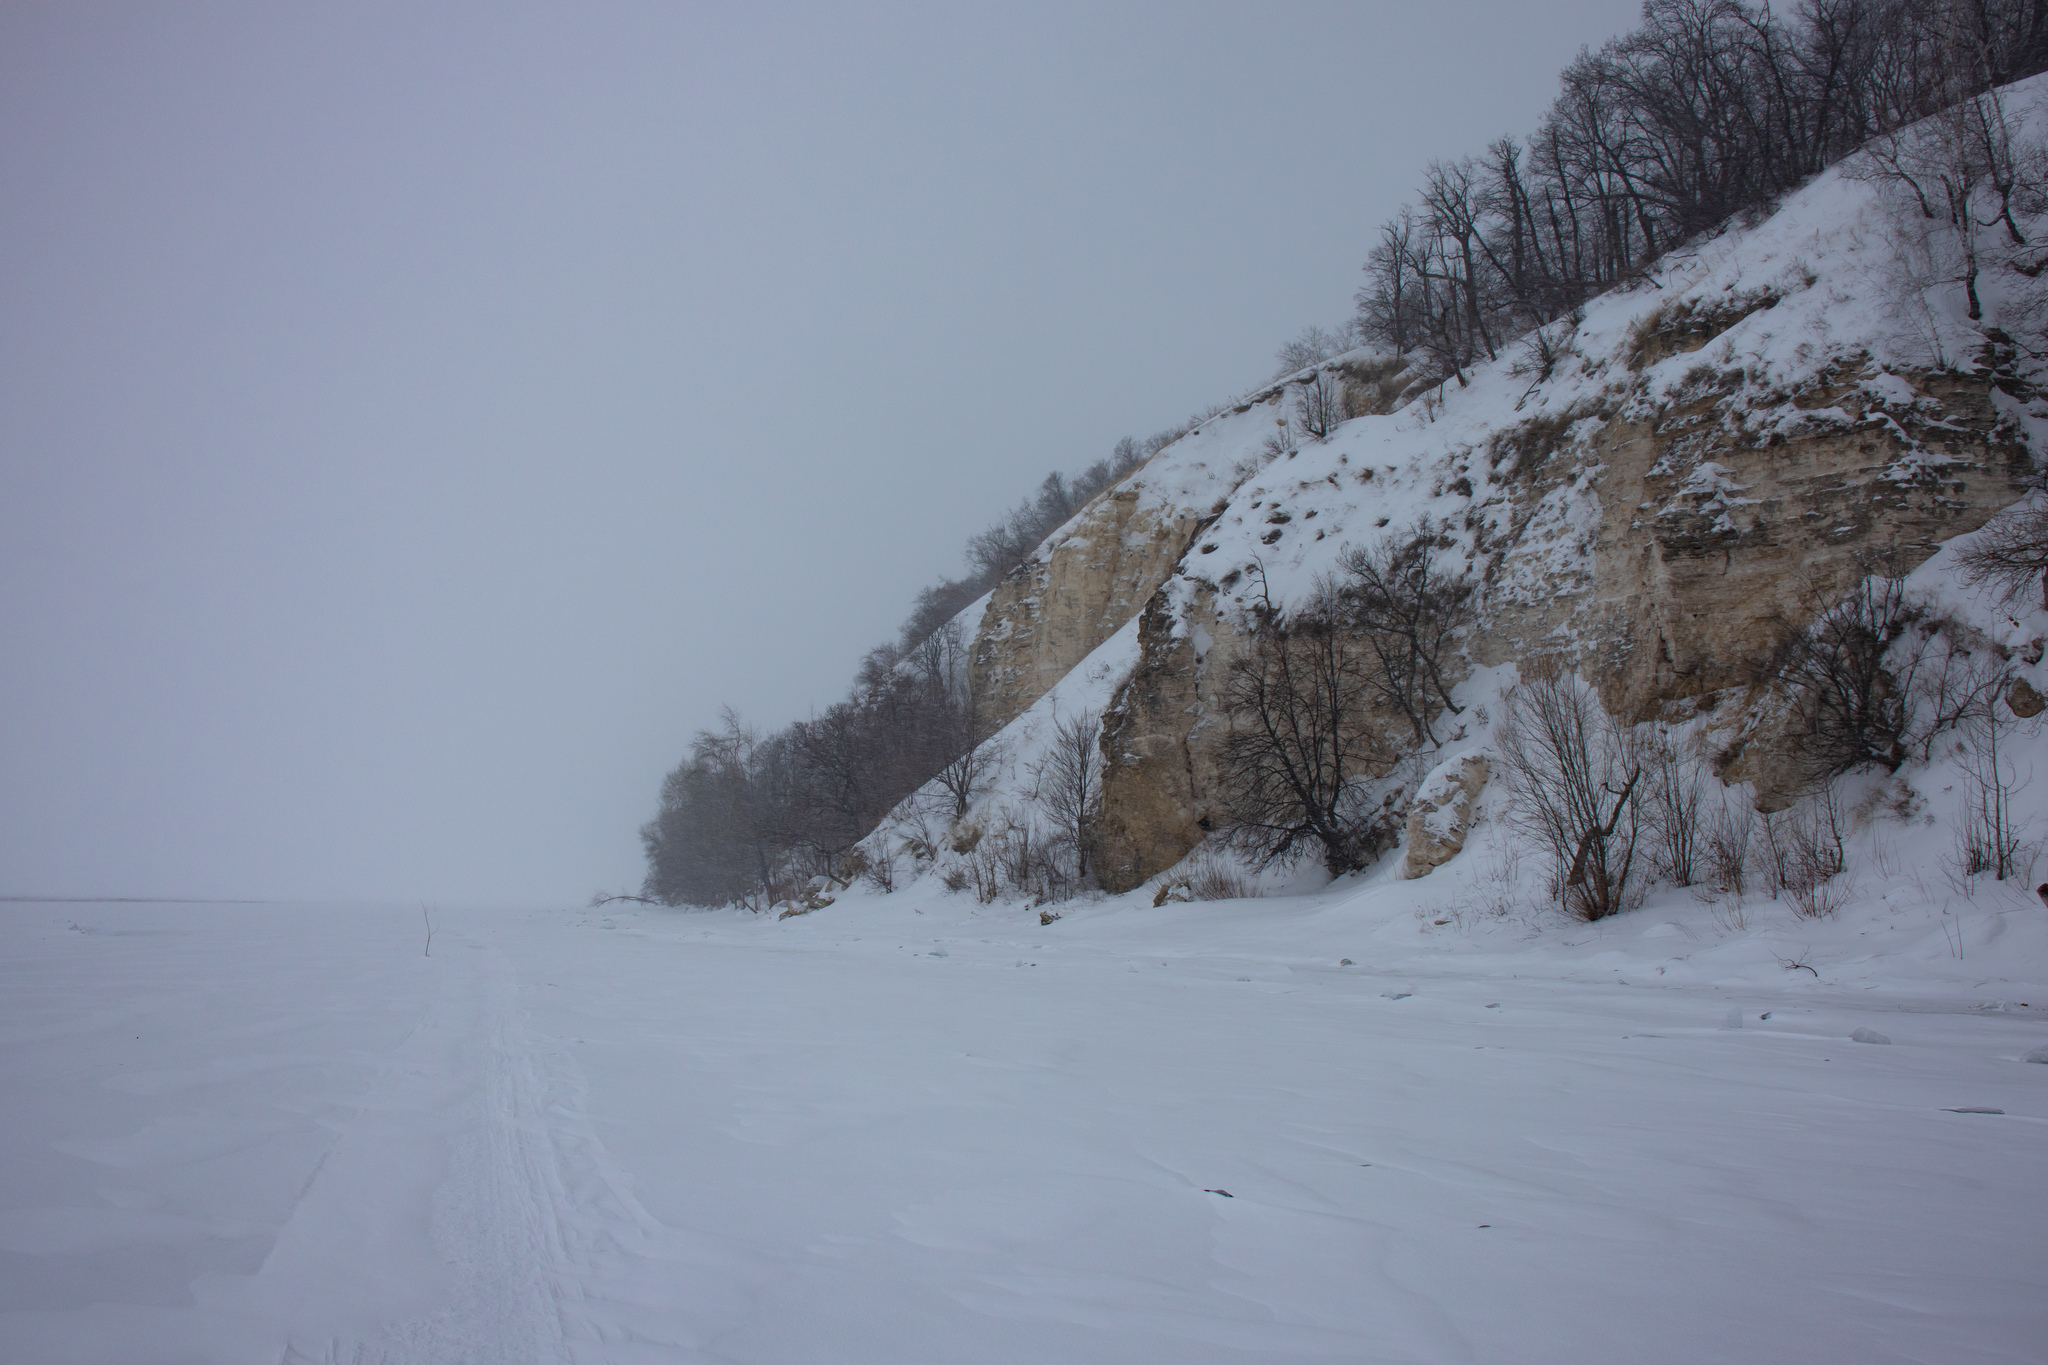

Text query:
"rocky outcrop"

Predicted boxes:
[[1401, 752, 1489, 879], [950, 154, 2041, 898], [1493, 361, 2030, 719], [969, 487, 1213, 732], [975, 355, 1425, 748], [1094, 584, 1244, 892], [1089, 361, 2029, 888]]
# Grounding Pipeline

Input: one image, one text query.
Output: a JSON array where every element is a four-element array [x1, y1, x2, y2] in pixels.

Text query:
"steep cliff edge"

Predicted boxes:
[[964, 362, 1416, 735], [952, 119, 2046, 893], [968, 488, 1211, 735]]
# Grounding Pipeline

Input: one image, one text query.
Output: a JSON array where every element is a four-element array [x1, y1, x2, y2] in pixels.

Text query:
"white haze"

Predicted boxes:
[[0, 1, 1643, 902]]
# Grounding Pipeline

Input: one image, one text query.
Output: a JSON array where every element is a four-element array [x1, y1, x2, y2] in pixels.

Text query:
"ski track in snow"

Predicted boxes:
[[294, 937, 733, 1365]]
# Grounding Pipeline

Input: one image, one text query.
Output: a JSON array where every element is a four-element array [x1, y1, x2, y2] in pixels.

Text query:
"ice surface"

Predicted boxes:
[[2, 887, 2043, 1364]]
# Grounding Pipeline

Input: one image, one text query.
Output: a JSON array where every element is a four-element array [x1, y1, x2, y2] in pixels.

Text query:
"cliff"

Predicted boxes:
[[931, 107, 2046, 894]]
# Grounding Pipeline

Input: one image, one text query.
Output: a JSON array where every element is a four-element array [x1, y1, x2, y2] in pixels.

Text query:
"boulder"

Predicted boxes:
[[1401, 752, 1490, 880]]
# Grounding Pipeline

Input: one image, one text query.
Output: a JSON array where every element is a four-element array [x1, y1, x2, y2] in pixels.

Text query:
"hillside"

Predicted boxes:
[[882, 74, 2048, 913]]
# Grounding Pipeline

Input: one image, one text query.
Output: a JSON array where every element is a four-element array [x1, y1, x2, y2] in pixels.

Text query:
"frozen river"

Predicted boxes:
[[2, 890, 2043, 1363]]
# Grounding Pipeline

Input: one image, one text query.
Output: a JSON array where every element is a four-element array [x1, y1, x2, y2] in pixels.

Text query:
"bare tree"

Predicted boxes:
[[1857, 84, 2042, 320], [1031, 707, 1102, 880], [1957, 498, 2048, 608], [1769, 563, 1923, 778], [1337, 523, 1474, 746], [1295, 370, 1344, 442], [1217, 573, 1387, 875], [642, 709, 791, 910], [1496, 671, 1645, 920], [930, 714, 999, 823], [1275, 325, 1349, 377], [1354, 0, 2048, 390]]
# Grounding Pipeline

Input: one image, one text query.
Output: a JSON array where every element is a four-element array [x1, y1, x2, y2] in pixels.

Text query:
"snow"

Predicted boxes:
[[970, 75, 2048, 694], [17, 75, 2048, 1365], [4, 881, 2043, 1363]]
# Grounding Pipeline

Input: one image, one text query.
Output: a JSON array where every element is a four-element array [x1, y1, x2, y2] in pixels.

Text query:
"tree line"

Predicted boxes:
[[1353, 0, 2048, 385], [641, 433, 1178, 908], [644, 0, 2048, 911]]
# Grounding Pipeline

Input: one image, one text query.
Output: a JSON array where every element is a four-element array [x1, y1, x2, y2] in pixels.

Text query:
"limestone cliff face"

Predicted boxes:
[[968, 488, 1210, 733], [1087, 360, 2029, 890], [1479, 361, 2031, 715], [965, 361, 1421, 741], [1093, 583, 1238, 891], [955, 154, 2045, 894]]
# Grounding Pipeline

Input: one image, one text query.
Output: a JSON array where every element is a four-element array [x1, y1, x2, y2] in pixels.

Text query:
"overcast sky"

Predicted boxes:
[[1, 1, 1644, 903]]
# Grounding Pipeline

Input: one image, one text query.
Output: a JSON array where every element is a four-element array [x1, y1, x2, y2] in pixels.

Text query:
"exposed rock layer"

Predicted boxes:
[[1401, 753, 1491, 880], [969, 489, 1211, 733], [1083, 363, 2028, 890]]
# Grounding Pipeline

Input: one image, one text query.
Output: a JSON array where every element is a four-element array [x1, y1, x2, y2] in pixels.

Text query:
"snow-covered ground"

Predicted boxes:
[[4, 879, 2043, 1364], [14, 81, 2048, 1365]]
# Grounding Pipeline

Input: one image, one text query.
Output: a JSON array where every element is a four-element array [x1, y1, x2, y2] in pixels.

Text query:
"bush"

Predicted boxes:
[[1957, 499, 2048, 610], [1770, 563, 2009, 781], [1495, 671, 1645, 920], [1952, 679, 2034, 883], [1641, 729, 1709, 887], [1702, 798, 1754, 898], [1757, 784, 1846, 916], [1185, 852, 1258, 901], [1337, 521, 1473, 746], [1152, 851, 1260, 904], [1768, 568, 1919, 778]]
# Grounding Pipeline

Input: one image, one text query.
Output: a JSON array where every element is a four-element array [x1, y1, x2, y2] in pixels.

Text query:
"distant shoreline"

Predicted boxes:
[[0, 896, 268, 904]]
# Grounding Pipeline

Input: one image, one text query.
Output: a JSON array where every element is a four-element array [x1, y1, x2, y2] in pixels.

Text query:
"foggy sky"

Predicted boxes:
[[1, 1, 1644, 903]]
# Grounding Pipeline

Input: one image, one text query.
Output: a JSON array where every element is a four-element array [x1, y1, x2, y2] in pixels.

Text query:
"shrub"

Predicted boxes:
[[1702, 798, 1753, 898], [1641, 729, 1709, 887], [1757, 784, 1846, 916], [1496, 671, 1645, 920], [1956, 499, 2048, 610]]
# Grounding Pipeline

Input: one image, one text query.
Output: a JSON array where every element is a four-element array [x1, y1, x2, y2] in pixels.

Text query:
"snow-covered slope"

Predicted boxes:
[[916, 76, 2048, 896]]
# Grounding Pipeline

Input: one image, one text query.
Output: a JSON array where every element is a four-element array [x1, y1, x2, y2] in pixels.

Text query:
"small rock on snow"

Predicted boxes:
[[1851, 1027, 1892, 1044]]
